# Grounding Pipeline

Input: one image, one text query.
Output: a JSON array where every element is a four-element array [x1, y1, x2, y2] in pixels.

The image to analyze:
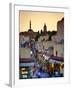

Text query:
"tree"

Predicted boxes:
[[47, 31, 57, 41], [35, 31, 40, 41], [48, 31, 52, 41], [51, 31, 57, 36], [41, 29, 43, 35]]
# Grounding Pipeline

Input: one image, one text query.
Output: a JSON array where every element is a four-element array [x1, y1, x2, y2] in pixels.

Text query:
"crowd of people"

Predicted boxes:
[[28, 61, 64, 78]]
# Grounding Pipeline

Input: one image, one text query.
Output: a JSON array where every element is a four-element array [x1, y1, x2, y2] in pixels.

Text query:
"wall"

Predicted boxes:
[[54, 43, 64, 57], [20, 48, 31, 58]]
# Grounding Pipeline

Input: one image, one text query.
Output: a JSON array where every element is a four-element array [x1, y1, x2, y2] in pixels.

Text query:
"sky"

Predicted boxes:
[[19, 10, 64, 32]]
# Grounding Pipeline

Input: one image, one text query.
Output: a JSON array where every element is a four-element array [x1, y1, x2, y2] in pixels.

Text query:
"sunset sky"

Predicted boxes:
[[19, 10, 64, 32]]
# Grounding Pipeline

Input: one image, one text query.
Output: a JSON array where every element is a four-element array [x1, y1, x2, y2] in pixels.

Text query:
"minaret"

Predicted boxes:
[[28, 20, 33, 32], [29, 20, 31, 29], [43, 23, 47, 32], [43, 23, 47, 35]]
